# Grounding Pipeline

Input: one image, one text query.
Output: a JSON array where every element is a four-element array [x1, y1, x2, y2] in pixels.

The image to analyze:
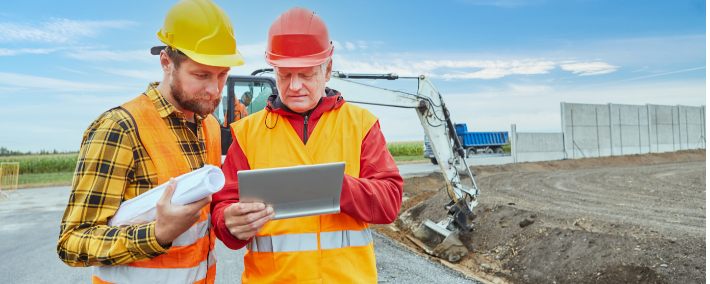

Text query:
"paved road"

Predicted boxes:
[[398, 162, 441, 176], [0, 186, 479, 283], [397, 154, 512, 177]]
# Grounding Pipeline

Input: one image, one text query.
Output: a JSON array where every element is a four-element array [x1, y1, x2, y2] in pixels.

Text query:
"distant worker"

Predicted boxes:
[[211, 7, 404, 283], [223, 91, 252, 127], [57, 0, 244, 283]]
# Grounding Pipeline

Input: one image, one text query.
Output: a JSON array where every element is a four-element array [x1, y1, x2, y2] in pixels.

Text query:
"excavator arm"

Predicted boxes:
[[328, 72, 480, 262]]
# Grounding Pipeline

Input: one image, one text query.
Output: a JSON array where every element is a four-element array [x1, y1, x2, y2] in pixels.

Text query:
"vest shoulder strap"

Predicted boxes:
[[121, 94, 190, 185], [201, 114, 222, 167]]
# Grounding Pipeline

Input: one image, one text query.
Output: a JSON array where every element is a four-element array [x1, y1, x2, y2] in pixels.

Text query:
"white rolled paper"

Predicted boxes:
[[108, 165, 225, 227]]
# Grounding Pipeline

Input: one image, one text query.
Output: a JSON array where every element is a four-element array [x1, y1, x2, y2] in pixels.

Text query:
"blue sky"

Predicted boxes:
[[0, 0, 706, 152]]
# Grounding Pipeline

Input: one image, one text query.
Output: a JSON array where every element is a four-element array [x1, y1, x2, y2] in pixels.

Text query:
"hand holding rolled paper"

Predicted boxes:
[[108, 165, 225, 227]]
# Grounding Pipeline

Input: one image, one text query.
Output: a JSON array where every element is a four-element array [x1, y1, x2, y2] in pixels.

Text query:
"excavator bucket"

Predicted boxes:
[[407, 220, 468, 262]]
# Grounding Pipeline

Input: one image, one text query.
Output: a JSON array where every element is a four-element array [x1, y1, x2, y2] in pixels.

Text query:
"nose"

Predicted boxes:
[[205, 77, 220, 97], [289, 74, 303, 93]]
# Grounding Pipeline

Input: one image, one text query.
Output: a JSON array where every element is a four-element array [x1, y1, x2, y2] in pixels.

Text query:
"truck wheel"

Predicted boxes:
[[431, 158, 438, 165], [466, 148, 476, 158], [495, 147, 504, 154], [485, 148, 494, 154]]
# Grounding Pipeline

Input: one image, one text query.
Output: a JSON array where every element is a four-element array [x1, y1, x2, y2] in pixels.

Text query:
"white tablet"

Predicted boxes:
[[237, 162, 345, 220]]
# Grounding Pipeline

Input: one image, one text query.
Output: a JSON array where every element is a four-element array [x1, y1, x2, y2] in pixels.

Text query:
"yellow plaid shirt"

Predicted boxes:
[[58, 83, 210, 267]]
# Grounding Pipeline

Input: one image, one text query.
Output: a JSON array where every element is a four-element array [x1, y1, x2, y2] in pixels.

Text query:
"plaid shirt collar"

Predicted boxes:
[[145, 82, 206, 121]]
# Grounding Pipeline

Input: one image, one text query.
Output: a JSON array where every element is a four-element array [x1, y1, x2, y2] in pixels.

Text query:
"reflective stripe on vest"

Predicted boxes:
[[92, 249, 217, 284], [246, 228, 373, 253], [92, 93, 221, 284], [247, 233, 318, 253], [173, 214, 211, 247], [321, 228, 373, 250]]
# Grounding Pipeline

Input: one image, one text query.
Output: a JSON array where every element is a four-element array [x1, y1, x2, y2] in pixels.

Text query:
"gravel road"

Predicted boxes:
[[479, 161, 706, 235]]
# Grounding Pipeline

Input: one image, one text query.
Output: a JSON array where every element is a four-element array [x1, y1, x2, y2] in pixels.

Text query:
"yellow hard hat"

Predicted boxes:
[[156, 0, 245, 67]]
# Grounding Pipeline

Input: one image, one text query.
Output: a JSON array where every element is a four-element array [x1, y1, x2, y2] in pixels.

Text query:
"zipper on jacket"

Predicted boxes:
[[303, 115, 309, 145]]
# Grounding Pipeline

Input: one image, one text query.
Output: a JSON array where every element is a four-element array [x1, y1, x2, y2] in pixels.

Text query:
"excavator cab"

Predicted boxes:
[[214, 73, 278, 155]]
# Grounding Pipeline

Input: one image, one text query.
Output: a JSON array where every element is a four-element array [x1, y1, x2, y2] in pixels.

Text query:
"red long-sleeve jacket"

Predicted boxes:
[[211, 88, 404, 250]]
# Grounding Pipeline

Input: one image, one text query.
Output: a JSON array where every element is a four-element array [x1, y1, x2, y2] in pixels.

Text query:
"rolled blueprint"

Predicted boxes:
[[108, 165, 225, 227]]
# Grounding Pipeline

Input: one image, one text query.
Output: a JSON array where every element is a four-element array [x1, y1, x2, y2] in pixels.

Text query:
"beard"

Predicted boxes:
[[170, 73, 221, 116]]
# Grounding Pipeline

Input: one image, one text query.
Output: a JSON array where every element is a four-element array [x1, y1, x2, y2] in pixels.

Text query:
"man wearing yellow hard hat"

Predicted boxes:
[[57, 1, 242, 283]]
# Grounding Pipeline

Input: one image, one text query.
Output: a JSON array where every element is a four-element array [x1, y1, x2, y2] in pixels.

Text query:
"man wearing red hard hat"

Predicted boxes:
[[211, 7, 404, 283]]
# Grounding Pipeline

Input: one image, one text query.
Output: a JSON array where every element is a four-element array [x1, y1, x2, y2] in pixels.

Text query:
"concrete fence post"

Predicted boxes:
[[685, 108, 689, 150], [511, 124, 517, 163], [646, 104, 658, 153], [608, 103, 614, 156], [595, 108, 601, 157], [676, 105, 683, 150], [560, 102, 567, 158], [703, 105, 706, 149], [619, 107, 623, 155]]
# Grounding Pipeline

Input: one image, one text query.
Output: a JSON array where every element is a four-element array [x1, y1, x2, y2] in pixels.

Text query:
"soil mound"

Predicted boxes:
[[374, 150, 706, 283]]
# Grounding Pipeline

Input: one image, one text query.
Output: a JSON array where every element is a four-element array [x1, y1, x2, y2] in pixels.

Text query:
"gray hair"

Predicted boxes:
[[319, 58, 332, 74]]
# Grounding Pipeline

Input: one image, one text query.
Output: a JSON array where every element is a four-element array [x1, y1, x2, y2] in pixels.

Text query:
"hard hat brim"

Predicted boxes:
[[265, 47, 333, 68], [179, 47, 246, 67]]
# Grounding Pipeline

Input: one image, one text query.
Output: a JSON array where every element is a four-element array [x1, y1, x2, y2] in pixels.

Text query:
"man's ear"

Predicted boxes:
[[160, 50, 173, 76], [324, 59, 333, 82]]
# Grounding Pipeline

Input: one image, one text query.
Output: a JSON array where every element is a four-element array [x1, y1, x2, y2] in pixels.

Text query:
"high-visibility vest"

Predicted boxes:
[[231, 102, 379, 284], [222, 101, 248, 127], [92, 94, 222, 284]]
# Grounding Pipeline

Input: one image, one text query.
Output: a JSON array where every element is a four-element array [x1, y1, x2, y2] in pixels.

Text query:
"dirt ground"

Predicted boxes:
[[372, 149, 706, 283]]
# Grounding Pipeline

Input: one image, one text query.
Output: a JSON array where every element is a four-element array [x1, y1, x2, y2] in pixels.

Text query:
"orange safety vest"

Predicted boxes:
[[231, 102, 379, 284], [92, 94, 222, 284], [223, 101, 248, 127]]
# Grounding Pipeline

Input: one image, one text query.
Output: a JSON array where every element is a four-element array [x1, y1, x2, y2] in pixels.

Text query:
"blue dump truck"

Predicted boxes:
[[425, 123, 509, 164]]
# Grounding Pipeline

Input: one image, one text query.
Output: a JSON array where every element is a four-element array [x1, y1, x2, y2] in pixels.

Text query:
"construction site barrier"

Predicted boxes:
[[0, 162, 20, 199]]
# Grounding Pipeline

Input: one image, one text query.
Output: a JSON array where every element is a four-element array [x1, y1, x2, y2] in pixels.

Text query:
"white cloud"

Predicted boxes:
[[578, 66, 706, 89], [0, 47, 61, 56], [357, 41, 368, 49], [98, 68, 163, 80], [56, 66, 89, 75], [560, 62, 619, 76], [64, 49, 153, 62], [53, 94, 132, 105], [238, 42, 266, 58], [0, 18, 135, 43], [331, 54, 619, 80], [0, 72, 126, 92], [332, 56, 560, 79], [345, 42, 356, 51], [509, 84, 553, 94], [332, 40, 343, 51]]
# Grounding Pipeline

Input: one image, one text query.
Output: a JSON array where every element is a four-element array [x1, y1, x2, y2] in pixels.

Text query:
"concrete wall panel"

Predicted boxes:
[[465, 156, 514, 166], [561, 102, 703, 158], [516, 133, 564, 152], [508, 102, 704, 166], [517, 152, 566, 163]]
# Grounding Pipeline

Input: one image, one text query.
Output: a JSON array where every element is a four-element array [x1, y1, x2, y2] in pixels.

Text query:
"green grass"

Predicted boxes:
[[392, 155, 429, 162], [387, 141, 424, 156], [0, 154, 78, 174], [17, 172, 74, 185], [502, 144, 511, 153]]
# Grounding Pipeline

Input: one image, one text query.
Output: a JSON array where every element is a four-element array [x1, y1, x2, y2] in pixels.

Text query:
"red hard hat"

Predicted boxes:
[[265, 7, 334, 68]]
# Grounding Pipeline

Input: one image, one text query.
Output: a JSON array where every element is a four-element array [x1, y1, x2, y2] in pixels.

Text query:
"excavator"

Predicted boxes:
[[215, 69, 480, 262]]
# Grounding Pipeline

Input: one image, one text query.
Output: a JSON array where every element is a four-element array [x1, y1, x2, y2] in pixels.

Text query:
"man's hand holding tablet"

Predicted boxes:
[[224, 202, 275, 241]]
